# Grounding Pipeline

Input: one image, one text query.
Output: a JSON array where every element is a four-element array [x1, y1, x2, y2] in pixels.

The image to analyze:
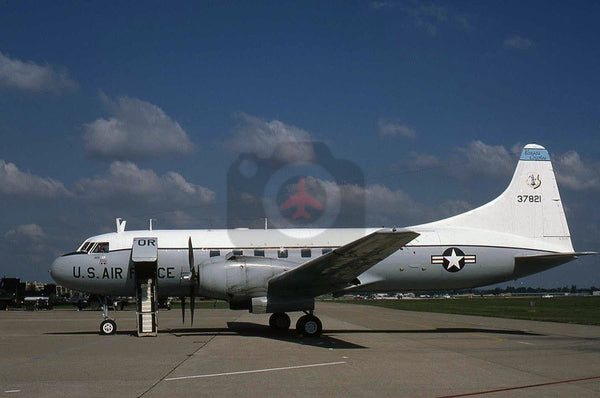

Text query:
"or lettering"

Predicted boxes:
[[137, 239, 156, 246]]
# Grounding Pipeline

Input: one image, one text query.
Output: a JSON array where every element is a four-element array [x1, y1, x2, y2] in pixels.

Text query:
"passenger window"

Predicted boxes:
[[254, 249, 265, 257], [210, 250, 220, 257], [93, 242, 109, 253], [278, 249, 288, 258], [301, 249, 312, 258], [322, 248, 332, 255], [233, 250, 243, 256]]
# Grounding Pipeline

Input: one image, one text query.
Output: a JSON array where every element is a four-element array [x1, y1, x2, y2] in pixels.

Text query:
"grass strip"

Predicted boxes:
[[333, 296, 600, 325]]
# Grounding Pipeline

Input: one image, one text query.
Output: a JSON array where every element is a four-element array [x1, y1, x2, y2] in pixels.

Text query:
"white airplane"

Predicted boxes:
[[50, 144, 594, 337]]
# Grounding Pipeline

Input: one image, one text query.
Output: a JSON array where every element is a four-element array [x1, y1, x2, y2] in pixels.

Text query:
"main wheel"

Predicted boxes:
[[269, 312, 291, 331], [296, 315, 322, 337], [100, 319, 117, 335]]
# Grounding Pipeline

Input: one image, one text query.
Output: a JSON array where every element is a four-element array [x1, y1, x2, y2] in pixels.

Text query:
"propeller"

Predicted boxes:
[[180, 295, 186, 324], [180, 237, 198, 326], [188, 236, 197, 326]]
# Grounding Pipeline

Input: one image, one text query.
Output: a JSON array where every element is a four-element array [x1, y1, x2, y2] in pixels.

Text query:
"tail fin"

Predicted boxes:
[[429, 144, 573, 252]]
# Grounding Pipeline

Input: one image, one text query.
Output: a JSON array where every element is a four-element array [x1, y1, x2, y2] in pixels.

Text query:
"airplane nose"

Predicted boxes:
[[50, 257, 59, 281], [50, 256, 68, 285]]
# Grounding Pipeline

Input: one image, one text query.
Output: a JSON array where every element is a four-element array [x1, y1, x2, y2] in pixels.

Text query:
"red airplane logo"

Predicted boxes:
[[280, 178, 323, 219]]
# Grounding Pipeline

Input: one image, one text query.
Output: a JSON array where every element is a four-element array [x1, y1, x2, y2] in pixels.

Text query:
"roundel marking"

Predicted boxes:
[[431, 247, 476, 273]]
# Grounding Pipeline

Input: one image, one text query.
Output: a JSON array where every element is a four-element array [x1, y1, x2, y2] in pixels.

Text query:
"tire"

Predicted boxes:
[[100, 319, 117, 335], [296, 315, 322, 337], [269, 312, 291, 331]]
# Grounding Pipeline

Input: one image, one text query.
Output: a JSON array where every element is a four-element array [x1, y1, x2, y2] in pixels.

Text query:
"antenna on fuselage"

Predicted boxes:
[[264, 218, 268, 230], [116, 218, 127, 233], [149, 219, 155, 231]]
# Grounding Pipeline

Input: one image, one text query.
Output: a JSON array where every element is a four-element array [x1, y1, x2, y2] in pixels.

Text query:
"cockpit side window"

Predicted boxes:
[[92, 242, 110, 253]]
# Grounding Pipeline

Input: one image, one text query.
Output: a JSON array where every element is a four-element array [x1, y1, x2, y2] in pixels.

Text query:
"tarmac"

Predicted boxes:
[[1, 301, 599, 398]]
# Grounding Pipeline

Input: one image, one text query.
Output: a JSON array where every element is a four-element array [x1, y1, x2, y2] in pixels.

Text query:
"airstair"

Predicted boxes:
[[132, 237, 158, 337]]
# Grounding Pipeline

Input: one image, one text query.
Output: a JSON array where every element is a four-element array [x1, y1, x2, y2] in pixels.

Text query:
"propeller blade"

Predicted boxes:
[[180, 296, 186, 324], [188, 236, 196, 326], [190, 287, 195, 326], [188, 236, 194, 272]]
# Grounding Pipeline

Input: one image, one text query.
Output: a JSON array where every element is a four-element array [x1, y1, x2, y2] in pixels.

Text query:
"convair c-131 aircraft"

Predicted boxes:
[[50, 144, 594, 337]]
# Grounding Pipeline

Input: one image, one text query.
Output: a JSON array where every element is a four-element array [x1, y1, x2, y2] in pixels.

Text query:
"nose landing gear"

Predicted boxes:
[[99, 297, 117, 335], [100, 319, 117, 335]]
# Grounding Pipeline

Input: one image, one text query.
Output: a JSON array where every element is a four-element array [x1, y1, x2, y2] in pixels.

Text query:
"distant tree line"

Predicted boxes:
[[466, 285, 597, 295]]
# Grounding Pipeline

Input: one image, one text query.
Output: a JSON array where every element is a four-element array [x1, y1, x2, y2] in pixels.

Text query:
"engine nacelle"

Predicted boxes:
[[198, 256, 293, 302]]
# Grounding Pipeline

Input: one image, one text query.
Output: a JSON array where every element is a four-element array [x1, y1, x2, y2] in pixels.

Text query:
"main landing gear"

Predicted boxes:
[[99, 298, 117, 335], [268, 311, 323, 337]]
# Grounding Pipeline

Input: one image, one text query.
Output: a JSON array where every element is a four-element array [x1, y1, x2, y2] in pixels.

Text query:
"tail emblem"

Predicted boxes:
[[526, 174, 541, 189], [431, 247, 476, 272]]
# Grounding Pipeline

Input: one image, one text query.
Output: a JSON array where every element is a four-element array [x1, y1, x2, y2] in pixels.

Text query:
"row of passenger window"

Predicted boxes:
[[209, 248, 333, 258]]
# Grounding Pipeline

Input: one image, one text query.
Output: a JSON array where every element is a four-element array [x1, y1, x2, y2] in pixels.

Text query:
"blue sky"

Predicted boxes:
[[0, 1, 598, 286]]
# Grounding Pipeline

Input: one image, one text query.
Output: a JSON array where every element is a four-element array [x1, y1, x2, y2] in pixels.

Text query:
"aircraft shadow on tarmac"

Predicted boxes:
[[45, 323, 543, 349]]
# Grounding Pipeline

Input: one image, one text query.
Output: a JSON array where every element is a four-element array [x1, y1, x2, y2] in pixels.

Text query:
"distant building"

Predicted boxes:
[[0, 278, 21, 298], [1, 277, 22, 309]]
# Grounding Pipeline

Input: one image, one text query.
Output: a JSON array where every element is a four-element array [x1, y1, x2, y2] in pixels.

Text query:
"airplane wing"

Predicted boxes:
[[268, 228, 419, 298]]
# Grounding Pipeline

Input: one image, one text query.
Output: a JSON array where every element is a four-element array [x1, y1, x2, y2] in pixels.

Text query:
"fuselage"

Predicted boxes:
[[50, 224, 560, 299]]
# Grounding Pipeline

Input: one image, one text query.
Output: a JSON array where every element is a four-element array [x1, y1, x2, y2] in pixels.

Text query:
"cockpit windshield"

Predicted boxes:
[[77, 241, 109, 253], [92, 242, 109, 253], [78, 241, 93, 253]]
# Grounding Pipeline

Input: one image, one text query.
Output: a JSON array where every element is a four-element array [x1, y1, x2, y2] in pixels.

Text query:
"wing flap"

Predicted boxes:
[[268, 228, 419, 298]]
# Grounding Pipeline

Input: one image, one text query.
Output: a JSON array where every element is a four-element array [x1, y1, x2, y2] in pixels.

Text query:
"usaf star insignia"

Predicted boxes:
[[431, 247, 476, 272]]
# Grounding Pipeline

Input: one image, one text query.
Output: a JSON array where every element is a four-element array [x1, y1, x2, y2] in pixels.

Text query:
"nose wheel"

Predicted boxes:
[[99, 297, 117, 335], [100, 319, 117, 335]]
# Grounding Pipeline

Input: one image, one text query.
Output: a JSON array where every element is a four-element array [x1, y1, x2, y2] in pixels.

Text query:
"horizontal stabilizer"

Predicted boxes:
[[268, 228, 419, 298], [513, 252, 597, 278]]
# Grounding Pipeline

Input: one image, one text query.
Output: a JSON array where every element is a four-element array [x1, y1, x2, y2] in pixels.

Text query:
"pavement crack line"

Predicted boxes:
[[137, 313, 245, 398], [137, 334, 218, 398], [436, 374, 600, 398]]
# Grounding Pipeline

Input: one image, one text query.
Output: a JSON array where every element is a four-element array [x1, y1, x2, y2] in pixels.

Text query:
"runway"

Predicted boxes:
[[1, 301, 599, 397]]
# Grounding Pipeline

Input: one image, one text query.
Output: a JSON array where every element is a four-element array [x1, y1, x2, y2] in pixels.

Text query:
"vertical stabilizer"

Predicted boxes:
[[428, 144, 573, 252]]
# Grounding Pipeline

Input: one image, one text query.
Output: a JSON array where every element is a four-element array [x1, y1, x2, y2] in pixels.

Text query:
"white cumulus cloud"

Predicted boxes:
[[373, 2, 470, 36], [378, 119, 416, 138], [0, 160, 71, 198], [225, 113, 315, 163], [4, 224, 45, 242], [554, 151, 600, 191], [84, 95, 196, 160], [395, 141, 519, 180], [0, 51, 78, 94], [2, 223, 51, 275], [452, 140, 518, 179], [74, 161, 215, 207]]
